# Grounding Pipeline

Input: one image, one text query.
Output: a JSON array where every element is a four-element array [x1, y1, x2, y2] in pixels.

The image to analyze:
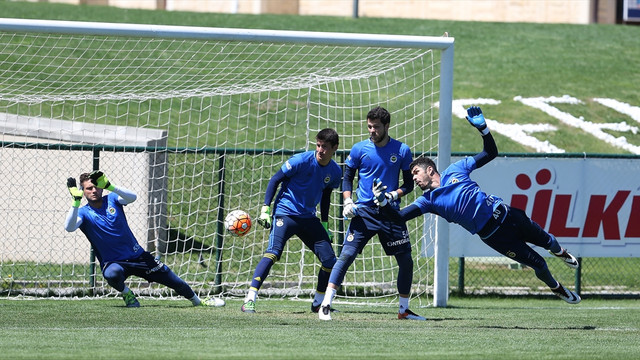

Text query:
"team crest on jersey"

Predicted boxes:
[[108, 206, 116, 215], [450, 178, 459, 184], [276, 218, 284, 227], [389, 154, 399, 163], [506, 251, 516, 258], [346, 233, 354, 242], [324, 175, 331, 184]]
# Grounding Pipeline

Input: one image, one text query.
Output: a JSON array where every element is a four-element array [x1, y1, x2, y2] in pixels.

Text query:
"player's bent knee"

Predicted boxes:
[[103, 263, 124, 279], [338, 246, 358, 262]]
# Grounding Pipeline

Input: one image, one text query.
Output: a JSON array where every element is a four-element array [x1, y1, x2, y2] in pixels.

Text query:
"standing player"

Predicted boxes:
[[373, 106, 581, 304], [318, 106, 425, 321], [241, 128, 342, 313], [64, 170, 225, 308]]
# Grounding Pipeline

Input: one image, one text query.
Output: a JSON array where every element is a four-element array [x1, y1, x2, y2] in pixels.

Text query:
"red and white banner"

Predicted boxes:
[[447, 156, 640, 257]]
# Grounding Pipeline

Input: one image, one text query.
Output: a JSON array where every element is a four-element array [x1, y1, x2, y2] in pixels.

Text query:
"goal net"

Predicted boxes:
[[0, 19, 453, 307]]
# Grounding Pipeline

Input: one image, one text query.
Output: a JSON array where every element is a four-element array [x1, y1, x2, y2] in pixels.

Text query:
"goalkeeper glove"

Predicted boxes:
[[466, 106, 490, 135], [385, 190, 399, 202], [89, 170, 115, 191], [321, 221, 333, 242], [257, 205, 272, 229], [372, 178, 388, 207], [343, 198, 358, 219], [67, 177, 83, 208]]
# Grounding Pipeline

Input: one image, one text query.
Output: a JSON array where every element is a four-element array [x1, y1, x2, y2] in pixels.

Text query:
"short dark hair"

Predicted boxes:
[[367, 106, 391, 125], [410, 156, 438, 173], [316, 128, 339, 147], [78, 173, 91, 189], [79, 172, 91, 186]]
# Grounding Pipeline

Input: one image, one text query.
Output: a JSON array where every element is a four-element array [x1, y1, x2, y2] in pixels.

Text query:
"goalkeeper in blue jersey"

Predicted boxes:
[[64, 171, 224, 308], [242, 128, 342, 314], [319, 106, 425, 321], [373, 106, 581, 304]]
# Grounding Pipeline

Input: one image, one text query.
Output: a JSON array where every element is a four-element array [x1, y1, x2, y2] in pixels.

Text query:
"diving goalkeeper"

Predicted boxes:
[[64, 170, 224, 308], [373, 106, 581, 304]]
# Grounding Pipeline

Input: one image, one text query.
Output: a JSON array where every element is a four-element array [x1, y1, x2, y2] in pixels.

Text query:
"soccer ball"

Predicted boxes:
[[224, 210, 252, 237]]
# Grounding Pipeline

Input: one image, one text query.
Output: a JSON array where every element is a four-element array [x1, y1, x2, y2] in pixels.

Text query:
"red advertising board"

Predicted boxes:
[[446, 156, 640, 257]]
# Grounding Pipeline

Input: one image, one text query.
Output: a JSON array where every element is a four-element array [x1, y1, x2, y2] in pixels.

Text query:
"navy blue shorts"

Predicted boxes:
[[481, 205, 553, 270], [266, 215, 336, 264], [344, 206, 411, 256], [102, 252, 176, 283]]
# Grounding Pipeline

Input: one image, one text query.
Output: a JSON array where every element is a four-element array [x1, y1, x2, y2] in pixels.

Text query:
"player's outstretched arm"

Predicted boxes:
[[374, 178, 423, 223]]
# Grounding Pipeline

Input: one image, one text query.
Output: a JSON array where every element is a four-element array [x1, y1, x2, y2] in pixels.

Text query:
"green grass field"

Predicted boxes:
[[1, 297, 639, 359]]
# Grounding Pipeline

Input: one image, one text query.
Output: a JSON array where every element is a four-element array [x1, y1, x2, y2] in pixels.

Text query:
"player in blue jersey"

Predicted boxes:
[[318, 106, 425, 321], [373, 106, 581, 304], [242, 128, 342, 313], [64, 170, 225, 308]]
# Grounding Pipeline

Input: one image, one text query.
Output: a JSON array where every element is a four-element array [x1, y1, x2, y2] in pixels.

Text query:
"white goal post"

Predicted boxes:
[[0, 18, 453, 307]]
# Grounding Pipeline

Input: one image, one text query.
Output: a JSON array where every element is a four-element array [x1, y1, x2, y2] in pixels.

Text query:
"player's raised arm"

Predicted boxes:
[[466, 106, 498, 169], [89, 170, 137, 204], [64, 177, 83, 232]]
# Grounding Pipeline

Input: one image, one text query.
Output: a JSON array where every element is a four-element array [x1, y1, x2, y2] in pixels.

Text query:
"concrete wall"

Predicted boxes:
[[0, 113, 167, 264], [34, 0, 599, 24]]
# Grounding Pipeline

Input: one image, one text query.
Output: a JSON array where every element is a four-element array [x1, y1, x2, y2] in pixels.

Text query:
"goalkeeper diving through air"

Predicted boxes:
[[64, 170, 225, 308], [373, 106, 581, 304]]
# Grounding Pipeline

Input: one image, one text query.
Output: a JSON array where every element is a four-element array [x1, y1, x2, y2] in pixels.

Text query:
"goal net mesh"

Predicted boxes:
[[0, 26, 442, 307]]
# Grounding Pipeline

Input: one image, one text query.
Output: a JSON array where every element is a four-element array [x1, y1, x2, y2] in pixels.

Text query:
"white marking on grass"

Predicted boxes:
[[451, 99, 564, 153], [593, 98, 640, 123], [515, 95, 640, 154]]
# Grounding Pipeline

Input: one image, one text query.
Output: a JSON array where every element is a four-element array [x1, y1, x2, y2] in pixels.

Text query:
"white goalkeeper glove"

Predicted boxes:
[[257, 205, 272, 229], [385, 190, 399, 202], [343, 198, 358, 219], [372, 178, 388, 207]]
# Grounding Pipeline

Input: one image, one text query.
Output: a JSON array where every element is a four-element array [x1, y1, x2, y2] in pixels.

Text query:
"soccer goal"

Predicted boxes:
[[0, 18, 453, 307]]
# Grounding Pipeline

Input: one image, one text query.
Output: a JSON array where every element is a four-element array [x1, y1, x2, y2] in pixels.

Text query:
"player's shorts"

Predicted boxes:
[[344, 205, 411, 256], [481, 205, 552, 270], [266, 215, 335, 264], [103, 251, 168, 276]]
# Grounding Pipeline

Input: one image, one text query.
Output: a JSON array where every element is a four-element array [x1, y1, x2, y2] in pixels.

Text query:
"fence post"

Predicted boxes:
[[575, 257, 582, 295], [89, 148, 100, 296], [457, 257, 465, 296], [214, 154, 226, 293]]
